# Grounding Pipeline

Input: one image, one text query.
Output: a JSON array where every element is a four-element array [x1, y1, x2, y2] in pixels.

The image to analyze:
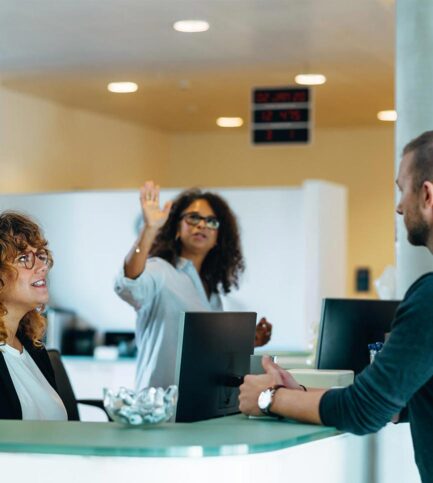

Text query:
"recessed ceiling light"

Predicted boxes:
[[295, 74, 327, 86], [216, 117, 244, 128], [173, 20, 210, 33], [107, 82, 138, 93], [377, 110, 397, 122]]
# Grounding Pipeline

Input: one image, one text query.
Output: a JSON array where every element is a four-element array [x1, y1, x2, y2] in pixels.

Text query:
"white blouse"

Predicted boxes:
[[1, 344, 67, 421]]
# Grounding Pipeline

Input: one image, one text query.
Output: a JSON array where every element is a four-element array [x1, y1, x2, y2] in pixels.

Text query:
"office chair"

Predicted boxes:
[[47, 349, 110, 421]]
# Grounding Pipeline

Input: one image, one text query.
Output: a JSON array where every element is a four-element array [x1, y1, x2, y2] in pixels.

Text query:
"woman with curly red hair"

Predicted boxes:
[[0, 211, 68, 420], [115, 181, 272, 391]]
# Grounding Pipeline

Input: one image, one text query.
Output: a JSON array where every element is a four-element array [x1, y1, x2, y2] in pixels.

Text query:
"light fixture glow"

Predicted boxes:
[[377, 110, 397, 122], [173, 20, 210, 33], [107, 82, 138, 93], [216, 117, 244, 128], [295, 74, 327, 86]]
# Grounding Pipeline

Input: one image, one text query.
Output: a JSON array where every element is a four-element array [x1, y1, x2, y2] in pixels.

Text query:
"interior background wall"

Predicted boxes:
[[0, 87, 169, 192], [166, 127, 396, 297], [0, 86, 395, 298]]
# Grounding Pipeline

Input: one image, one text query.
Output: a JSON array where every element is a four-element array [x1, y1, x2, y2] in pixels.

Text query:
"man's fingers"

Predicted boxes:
[[261, 355, 279, 374], [277, 368, 292, 387]]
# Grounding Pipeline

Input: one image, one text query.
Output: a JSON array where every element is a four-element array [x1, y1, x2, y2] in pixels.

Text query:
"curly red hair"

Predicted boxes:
[[0, 211, 52, 347]]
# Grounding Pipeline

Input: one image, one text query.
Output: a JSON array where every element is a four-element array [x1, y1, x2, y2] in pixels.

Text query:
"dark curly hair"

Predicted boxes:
[[0, 211, 52, 347], [149, 189, 245, 294]]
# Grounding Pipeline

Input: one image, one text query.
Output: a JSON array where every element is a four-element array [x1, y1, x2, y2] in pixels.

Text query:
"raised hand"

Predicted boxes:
[[139, 181, 172, 230]]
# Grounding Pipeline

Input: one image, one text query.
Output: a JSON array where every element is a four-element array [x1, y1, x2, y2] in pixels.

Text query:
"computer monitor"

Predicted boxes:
[[174, 311, 256, 423], [315, 298, 400, 374]]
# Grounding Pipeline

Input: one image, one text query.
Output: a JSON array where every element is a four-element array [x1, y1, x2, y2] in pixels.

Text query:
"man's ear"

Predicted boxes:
[[421, 181, 433, 211]]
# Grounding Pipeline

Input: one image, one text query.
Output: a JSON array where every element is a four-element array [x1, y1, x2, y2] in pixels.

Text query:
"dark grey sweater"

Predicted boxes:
[[319, 272, 433, 483]]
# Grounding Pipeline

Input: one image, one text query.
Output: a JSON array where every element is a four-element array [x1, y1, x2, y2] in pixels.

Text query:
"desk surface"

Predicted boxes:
[[0, 414, 339, 458]]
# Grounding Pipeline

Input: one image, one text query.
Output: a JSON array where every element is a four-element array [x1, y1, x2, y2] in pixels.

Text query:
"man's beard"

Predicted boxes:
[[407, 217, 430, 246]]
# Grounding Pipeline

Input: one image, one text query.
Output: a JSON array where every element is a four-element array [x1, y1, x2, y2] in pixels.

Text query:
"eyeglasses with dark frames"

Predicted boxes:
[[180, 212, 220, 230], [15, 249, 53, 270]]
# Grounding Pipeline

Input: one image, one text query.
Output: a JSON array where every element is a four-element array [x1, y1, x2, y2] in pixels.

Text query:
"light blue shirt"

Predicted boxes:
[[114, 257, 222, 391]]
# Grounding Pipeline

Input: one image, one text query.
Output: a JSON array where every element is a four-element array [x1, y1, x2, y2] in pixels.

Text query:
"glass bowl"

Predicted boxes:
[[103, 385, 178, 426]]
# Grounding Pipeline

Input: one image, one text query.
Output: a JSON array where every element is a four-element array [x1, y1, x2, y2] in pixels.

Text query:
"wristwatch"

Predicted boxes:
[[258, 384, 285, 416]]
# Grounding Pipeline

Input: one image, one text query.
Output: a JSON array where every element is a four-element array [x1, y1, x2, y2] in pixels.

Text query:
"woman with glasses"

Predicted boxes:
[[0, 211, 68, 420], [115, 181, 272, 391]]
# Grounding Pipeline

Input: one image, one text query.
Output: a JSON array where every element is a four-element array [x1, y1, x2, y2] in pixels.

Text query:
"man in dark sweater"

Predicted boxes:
[[239, 130, 433, 483]]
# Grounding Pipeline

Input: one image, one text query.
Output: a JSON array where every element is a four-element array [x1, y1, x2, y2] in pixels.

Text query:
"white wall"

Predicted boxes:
[[0, 181, 346, 351]]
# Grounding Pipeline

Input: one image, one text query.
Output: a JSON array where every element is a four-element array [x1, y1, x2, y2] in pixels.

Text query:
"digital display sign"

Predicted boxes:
[[253, 128, 309, 144], [251, 86, 311, 145], [253, 88, 309, 104], [253, 108, 309, 124]]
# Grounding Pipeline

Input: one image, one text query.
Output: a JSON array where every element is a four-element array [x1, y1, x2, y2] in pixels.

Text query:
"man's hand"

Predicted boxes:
[[262, 356, 303, 390], [239, 373, 279, 416], [239, 356, 303, 416], [254, 317, 272, 347]]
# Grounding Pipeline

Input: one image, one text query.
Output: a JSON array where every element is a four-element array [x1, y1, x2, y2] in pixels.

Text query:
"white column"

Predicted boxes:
[[395, 0, 433, 298]]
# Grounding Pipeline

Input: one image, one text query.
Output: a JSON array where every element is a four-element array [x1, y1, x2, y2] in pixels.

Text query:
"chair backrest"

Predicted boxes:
[[47, 349, 80, 421]]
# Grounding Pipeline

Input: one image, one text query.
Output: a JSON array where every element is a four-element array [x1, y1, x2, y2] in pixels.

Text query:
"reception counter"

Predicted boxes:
[[0, 414, 339, 458], [39, 356, 420, 483], [11, 355, 415, 483], [0, 414, 381, 483]]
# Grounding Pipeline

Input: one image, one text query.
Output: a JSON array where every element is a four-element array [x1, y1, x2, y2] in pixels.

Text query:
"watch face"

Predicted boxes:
[[258, 388, 273, 411]]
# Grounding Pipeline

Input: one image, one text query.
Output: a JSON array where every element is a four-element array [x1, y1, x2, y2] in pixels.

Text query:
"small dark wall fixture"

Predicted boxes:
[[356, 267, 370, 292]]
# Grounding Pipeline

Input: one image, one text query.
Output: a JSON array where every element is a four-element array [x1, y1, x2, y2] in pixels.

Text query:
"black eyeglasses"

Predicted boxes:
[[180, 212, 220, 230], [15, 249, 53, 270]]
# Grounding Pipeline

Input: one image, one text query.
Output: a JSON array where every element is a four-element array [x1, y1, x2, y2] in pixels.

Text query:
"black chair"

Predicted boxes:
[[47, 349, 110, 421]]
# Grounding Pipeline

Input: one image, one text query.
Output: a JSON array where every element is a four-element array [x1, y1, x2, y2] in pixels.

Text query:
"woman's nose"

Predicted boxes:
[[35, 260, 49, 273]]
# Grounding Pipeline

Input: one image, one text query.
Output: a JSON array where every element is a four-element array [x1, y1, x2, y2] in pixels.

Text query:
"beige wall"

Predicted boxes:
[[0, 87, 168, 192], [166, 127, 396, 297]]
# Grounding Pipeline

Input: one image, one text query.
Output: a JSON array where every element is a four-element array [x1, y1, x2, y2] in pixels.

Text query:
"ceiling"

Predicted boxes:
[[0, 0, 395, 132]]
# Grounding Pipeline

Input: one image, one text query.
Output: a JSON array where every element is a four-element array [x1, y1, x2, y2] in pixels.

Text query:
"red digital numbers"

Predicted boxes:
[[292, 92, 307, 102], [276, 110, 301, 121], [260, 111, 274, 122], [255, 109, 306, 123], [255, 92, 270, 103], [254, 88, 308, 104], [289, 110, 301, 121], [271, 92, 292, 103]]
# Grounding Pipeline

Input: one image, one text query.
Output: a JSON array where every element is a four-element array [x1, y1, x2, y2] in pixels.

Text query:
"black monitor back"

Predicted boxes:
[[174, 311, 256, 423], [315, 298, 400, 374]]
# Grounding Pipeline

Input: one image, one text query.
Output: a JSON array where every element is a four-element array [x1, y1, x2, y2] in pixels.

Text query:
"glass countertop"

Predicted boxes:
[[0, 414, 339, 458]]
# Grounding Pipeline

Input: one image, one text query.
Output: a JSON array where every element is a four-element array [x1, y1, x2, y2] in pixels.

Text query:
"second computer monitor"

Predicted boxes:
[[174, 311, 256, 423], [315, 298, 400, 374]]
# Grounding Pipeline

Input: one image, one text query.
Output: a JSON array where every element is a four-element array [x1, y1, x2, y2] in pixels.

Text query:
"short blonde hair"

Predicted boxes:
[[0, 211, 53, 347]]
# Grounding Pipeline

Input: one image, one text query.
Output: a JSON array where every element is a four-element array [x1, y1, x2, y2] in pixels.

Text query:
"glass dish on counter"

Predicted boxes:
[[103, 385, 178, 426]]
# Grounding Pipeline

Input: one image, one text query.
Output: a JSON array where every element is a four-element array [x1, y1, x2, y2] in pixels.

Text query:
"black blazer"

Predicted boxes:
[[0, 334, 70, 420]]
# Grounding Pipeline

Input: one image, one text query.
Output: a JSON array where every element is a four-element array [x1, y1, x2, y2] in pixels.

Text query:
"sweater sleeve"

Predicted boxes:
[[114, 257, 166, 310], [319, 273, 433, 435]]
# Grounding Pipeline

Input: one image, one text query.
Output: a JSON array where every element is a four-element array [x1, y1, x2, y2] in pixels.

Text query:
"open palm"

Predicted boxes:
[[139, 181, 172, 229]]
